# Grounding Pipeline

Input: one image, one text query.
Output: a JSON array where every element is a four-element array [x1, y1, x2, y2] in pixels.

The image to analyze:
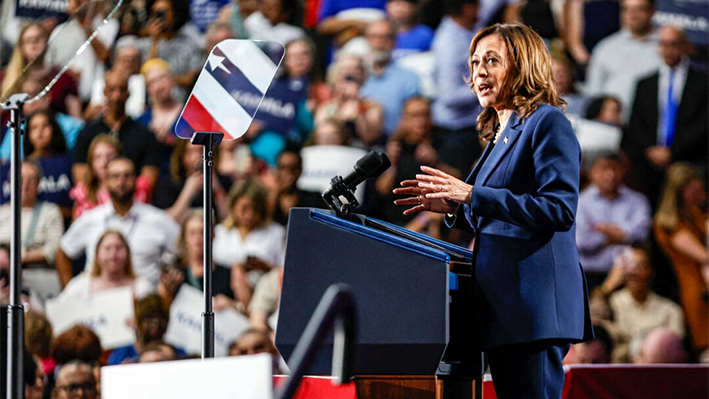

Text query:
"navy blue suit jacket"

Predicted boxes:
[[449, 104, 593, 349]]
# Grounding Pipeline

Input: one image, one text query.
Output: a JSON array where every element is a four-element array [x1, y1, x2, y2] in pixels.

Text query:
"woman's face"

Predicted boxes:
[[91, 142, 119, 182], [151, 0, 175, 30], [470, 34, 511, 111], [314, 122, 342, 145], [184, 217, 204, 258], [233, 197, 260, 231], [401, 99, 431, 142], [21, 26, 46, 62], [97, 233, 129, 277], [28, 113, 53, 152], [284, 41, 312, 78], [182, 142, 203, 173], [682, 178, 707, 208], [145, 66, 174, 104]]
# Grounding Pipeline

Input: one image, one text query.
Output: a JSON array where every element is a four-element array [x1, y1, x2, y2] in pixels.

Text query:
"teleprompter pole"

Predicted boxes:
[[3, 93, 28, 399], [190, 132, 224, 359]]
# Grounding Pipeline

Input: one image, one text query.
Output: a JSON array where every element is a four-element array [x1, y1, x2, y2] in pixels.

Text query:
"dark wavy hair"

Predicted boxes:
[[22, 110, 67, 158]]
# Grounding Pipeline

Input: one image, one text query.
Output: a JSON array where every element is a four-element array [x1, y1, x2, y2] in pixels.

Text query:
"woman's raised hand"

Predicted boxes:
[[393, 166, 472, 216]]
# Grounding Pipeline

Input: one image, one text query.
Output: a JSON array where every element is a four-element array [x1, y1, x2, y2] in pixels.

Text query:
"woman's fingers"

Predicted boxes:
[[402, 204, 425, 216], [421, 165, 453, 179]]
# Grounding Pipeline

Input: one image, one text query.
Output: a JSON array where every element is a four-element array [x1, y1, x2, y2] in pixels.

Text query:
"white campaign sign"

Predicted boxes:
[[164, 285, 250, 357], [298, 145, 368, 203], [568, 115, 622, 153], [102, 354, 273, 399], [45, 287, 135, 349]]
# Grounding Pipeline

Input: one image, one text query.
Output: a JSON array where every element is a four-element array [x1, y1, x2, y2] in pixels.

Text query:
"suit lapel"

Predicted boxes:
[[477, 112, 523, 187], [465, 136, 495, 185]]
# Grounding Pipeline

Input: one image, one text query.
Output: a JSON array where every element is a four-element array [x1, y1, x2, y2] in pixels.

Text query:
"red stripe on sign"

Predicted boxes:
[[181, 96, 233, 139]]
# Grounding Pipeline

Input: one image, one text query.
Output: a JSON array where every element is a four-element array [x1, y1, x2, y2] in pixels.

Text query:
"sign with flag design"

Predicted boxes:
[[175, 40, 285, 140]]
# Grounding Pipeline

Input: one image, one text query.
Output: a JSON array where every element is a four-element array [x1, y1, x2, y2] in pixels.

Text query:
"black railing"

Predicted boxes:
[[276, 283, 357, 399]]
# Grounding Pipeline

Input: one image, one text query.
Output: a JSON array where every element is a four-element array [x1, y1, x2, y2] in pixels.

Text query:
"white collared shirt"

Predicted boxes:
[[656, 57, 690, 145], [60, 202, 179, 286]]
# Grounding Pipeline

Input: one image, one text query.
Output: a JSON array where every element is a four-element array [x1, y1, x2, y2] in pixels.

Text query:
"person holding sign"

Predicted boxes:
[[394, 24, 593, 399], [58, 230, 154, 300]]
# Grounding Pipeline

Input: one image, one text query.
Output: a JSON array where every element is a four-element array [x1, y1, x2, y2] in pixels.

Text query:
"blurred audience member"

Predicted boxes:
[[23, 349, 46, 399], [249, 268, 283, 331], [0, 162, 64, 298], [585, 95, 623, 127], [136, 0, 203, 100], [360, 19, 420, 136], [58, 230, 154, 299], [23, 110, 69, 161], [52, 325, 102, 366], [584, 0, 661, 120], [228, 328, 278, 356], [214, 179, 286, 309], [654, 163, 708, 354], [47, 0, 119, 103], [0, 244, 44, 311], [386, 0, 434, 61], [576, 151, 650, 289], [316, 0, 385, 51], [473, 0, 519, 33], [72, 70, 161, 192], [625, 25, 708, 209], [52, 360, 98, 399], [564, 324, 613, 364], [316, 54, 384, 149], [216, 0, 256, 40], [25, 309, 56, 376], [431, 0, 481, 176], [563, 0, 620, 70], [607, 247, 685, 362], [108, 293, 184, 364], [88, 37, 147, 120], [69, 135, 151, 219], [634, 327, 688, 364], [271, 145, 324, 226], [153, 139, 229, 223], [247, 0, 306, 43], [138, 341, 178, 362], [1, 23, 81, 117], [307, 117, 352, 146], [57, 158, 179, 287], [552, 55, 590, 118]]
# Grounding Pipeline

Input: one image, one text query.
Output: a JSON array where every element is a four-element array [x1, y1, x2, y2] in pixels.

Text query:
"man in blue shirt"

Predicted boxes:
[[360, 18, 420, 136], [386, 0, 434, 61]]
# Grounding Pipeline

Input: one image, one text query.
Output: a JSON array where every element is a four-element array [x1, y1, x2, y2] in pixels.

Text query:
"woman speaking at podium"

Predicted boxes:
[[394, 24, 593, 399]]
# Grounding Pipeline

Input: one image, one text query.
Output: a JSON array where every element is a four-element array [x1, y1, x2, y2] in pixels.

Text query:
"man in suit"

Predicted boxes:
[[625, 25, 709, 209]]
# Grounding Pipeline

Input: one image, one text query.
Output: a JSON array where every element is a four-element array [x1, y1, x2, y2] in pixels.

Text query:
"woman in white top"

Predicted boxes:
[[214, 179, 285, 308], [60, 230, 154, 300]]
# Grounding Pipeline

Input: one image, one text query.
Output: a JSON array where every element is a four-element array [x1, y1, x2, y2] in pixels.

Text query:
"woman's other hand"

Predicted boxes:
[[393, 180, 457, 216]]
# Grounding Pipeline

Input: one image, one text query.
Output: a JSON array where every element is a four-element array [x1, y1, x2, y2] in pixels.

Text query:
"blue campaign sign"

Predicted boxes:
[[654, 0, 709, 46], [252, 76, 309, 137], [175, 40, 285, 140], [15, 0, 68, 19], [1, 155, 73, 207]]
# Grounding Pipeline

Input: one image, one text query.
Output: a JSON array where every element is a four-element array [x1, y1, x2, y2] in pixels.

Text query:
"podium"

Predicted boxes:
[[276, 208, 483, 399]]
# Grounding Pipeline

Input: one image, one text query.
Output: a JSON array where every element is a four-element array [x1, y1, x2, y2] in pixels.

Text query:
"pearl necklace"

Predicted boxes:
[[492, 113, 511, 144]]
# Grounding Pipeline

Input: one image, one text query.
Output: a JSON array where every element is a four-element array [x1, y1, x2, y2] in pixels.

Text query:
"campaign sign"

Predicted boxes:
[[298, 145, 368, 203], [102, 354, 273, 399], [175, 40, 285, 141], [0, 155, 73, 206], [164, 285, 250, 357], [45, 286, 135, 349], [15, 0, 68, 19]]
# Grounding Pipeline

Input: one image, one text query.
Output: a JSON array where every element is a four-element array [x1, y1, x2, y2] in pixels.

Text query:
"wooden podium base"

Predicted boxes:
[[353, 375, 482, 399]]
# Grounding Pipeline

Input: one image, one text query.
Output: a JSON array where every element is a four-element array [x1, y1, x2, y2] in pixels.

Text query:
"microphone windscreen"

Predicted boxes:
[[354, 151, 387, 176]]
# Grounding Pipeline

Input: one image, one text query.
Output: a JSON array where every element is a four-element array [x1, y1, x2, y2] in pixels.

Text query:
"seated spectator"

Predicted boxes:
[[0, 162, 64, 298], [1, 22, 81, 117], [634, 327, 688, 364], [606, 247, 685, 362], [271, 145, 324, 227], [23, 348, 46, 399], [72, 70, 161, 193], [136, 0, 203, 101], [108, 293, 184, 364], [87, 37, 147, 120], [576, 151, 651, 290], [214, 179, 286, 309], [585, 95, 623, 127], [153, 139, 230, 223], [25, 310, 55, 375], [564, 324, 613, 364], [228, 328, 279, 356], [360, 19, 420, 136], [315, 54, 384, 150], [57, 157, 179, 287], [158, 210, 237, 310], [137, 58, 184, 170], [138, 341, 178, 362], [386, 0, 434, 61], [653, 163, 708, 355], [247, 0, 306, 44], [51, 360, 98, 399], [69, 135, 151, 220], [52, 325, 102, 366], [552, 55, 590, 118], [59, 230, 154, 300]]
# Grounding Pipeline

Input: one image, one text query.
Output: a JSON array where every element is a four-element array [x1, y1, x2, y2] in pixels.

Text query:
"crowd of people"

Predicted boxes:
[[0, 0, 706, 396]]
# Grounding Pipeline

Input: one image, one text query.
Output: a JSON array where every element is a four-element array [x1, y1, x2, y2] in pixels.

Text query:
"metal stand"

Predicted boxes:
[[190, 131, 223, 359], [3, 93, 28, 399]]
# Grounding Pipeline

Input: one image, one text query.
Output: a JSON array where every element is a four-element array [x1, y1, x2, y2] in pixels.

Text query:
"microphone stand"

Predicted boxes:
[[190, 131, 223, 359], [3, 93, 28, 399]]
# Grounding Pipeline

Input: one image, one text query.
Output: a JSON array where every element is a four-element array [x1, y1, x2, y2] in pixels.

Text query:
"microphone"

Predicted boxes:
[[322, 151, 391, 216]]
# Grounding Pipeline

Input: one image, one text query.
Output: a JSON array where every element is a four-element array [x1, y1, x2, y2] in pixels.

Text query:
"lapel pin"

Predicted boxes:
[[503, 136, 509, 144]]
